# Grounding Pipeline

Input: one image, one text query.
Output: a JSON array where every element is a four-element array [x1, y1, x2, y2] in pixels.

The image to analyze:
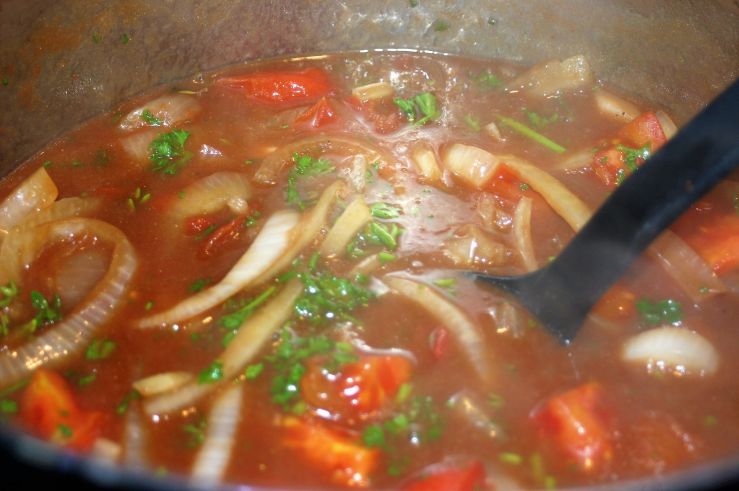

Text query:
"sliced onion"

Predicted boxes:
[[0, 167, 58, 233], [120, 129, 159, 163], [0, 218, 137, 388], [137, 209, 299, 328], [384, 276, 493, 384], [622, 327, 719, 376], [12, 196, 101, 230], [119, 93, 201, 131], [123, 403, 148, 469], [91, 438, 122, 464], [508, 55, 593, 97], [483, 121, 504, 142], [648, 230, 726, 302], [52, 249, 109, 308], [500, 154, 592, 231], [656, 110, 678, 140], [410, 143, 442, 182], [320, 195, 371, 257], [447, 390, 505, 440], [143, 280, 301, 415], [443, 224, 507, 267], [351, 82, 395, 102], [512, 196, 537, 271], [254, 134, 389, 185], [253, 181, 345, 285], [191, 384, 243, 484], [340, 154, 369, 192], [132, 371, 194, 397], [443, 144, 501, 189], [556, 147, 596, 172], [169, 172, 252, 226], [350, 337, 417, 365], [348, 254, 382, 277], [593, 89, 640, 123], [489, 301, 526, 338]]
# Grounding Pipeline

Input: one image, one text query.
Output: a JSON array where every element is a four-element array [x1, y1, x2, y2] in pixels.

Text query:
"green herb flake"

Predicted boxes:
[[244, 363, 264, 380], [497, 115, 566, 154], [362, 424, 386, 448], [703, 415, 718, 428], [409, 0, 419, 7], [198, 361, 224, 384], [57, 424, 74, 439], [188, 278, 211, 293], [42, 160, 53, 168], [616, 143, 651, 172], [476, 70, 503, 88], [431, 19, 450, 32], [77, 372, 97, 387], [370, 202, 402, 219], [636, 298, 683, 325], [141, 109, 163, 126], [525, 110, 559, 129], [219, 286, 276, 331], [519, 182, 530, 191], [286, 153, 335, 209], [144, 301, 154, 311], [116, 389, 142, 415], [488, 392, 505, 409], [120, 33, 130, 44], [378, 251, 397, 264], [499, 452, 523, 465], [149, 129, 192, 175], [21, 291, 63, 335], [92, 33, 102, 44], [0, 281, 19, 309], [85, 338, 117, 361], [464, 114, 481, 132], [1, 78, 8, 87], [0, 399, 18, 414], [183, 419, 207, 448], [393, 92, 440, 126]]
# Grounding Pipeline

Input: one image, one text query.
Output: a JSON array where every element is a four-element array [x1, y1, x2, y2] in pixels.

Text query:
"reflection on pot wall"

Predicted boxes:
[[0, 0, 737, 173]]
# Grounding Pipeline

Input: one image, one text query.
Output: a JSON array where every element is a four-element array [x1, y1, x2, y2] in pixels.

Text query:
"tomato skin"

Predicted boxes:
[[402, 460, 486, 491], [683, 213, 739, 274], [19, 369, 104, 451], [199, 215, 251, 258], [531, 382, 613, 473], [281, 416, 379, 488], [295, 97, 336, 127], [301, 355, 412, 418], [617, 111, 667, 150], [217, 68, 333, 105]]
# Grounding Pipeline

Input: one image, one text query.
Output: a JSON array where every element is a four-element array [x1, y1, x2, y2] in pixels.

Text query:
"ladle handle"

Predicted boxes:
[[543, 78, 739, 341]]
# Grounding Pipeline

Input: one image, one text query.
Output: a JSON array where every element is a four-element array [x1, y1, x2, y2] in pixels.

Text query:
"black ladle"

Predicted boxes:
[[473, 78, 739, 344]]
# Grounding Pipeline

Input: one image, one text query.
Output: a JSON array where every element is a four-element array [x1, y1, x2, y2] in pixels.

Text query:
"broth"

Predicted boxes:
[[0, 51, 737, 490]]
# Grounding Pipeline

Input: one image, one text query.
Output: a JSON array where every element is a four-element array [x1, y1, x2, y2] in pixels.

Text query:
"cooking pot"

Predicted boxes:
[[0, 1, 737, 489]]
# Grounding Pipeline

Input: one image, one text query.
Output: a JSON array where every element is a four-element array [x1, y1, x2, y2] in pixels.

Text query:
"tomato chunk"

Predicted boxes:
[[531, 382, 613, 473], [683, 213, 739, 274], [295, 97, 337, 128], [402, 460, 486, 491], [617, 111, 667, 150], [301, 355, 412, 418], [281, 416, 379, 488], [19, 368, 104, 451], [591, 284, 636, 321], [217, 68, 333, 105]]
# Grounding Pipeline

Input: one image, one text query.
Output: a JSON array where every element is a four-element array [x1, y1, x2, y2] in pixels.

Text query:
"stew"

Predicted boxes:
[[0, 51, 737, 490]]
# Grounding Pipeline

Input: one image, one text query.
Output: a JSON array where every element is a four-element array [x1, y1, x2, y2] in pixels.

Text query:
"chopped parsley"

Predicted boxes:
[[219, 286, 277, 345], [616, 143, 651, 172], [293, 258, 374, 325], [347, 220, 403, 258], [0, 399, 18, 415], [116, 389, 141, 415], [370, 202, 402, 219], [244, 363, 264, 380], [431, 19, 450, 32], [126, 186, 151, 211], [120, 33, 130, 44], [636, 298, 683, 325], [286, 153, 335, 209], [198, 361, 224, 384], [464, 114, 481, 132], [525, 110, 559, 129], [0, 281, 18, 309], [85, 338, 117, 360], [183, 418, 207, 448], [393, 92, 440, 126], [475, 70, 503, 88], [21, 291, 63, 335], [266, 330, 358, 408], [149, 129, 192, 175], [140, 109, 163, 126], [188, 278, 211, 293]]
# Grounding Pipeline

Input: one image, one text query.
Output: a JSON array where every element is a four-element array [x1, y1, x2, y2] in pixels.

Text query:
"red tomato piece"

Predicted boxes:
[[185, 215, 219, 235], [683, 213, 739, 274], [531, 382, 613, 473], [591, 284, 636, 321], [295, 97, 336, 128], [488, 166, 534, 206], [217, 68, 333, 106], [402, 460, 486, 491], [617, 111, 667, 150], [280, 416, 379, 488], [301, 355, 412, 418], [353, 96, 406, 134], [591, 146, 627, 188], [19, 369, 104, 451], [199, 215, 251, 258]]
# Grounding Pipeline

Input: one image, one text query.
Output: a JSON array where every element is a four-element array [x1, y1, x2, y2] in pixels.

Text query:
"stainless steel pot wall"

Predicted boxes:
[[0, 1, 738, 490], [1, 0, 738, 174]]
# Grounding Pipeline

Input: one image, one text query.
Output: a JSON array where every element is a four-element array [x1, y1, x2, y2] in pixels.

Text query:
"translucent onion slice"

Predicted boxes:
[[123, 403, 148, 469], [351, 82, 395, 102], [655, 110, 678, 140], [593, 89, 640, 123], [142, 280, 301, 415], [119, 93, 201, 131], [508, 55, 593, 97], [648, 230, 726, 302], [52, 249, 109, 308], [512, 196, 537, 271], [252, 181, 345, 285], [0, 218, 137, 388], [137, 209, 299, 328], [254, 134, 388, 185], [448, 390, 505, 440], [622, 327, 719, 376], [169, 172, 252, 225], [410, 143, 442, 182], [0, 167, 58, 233], [132, 371, 194, 397], [320, 195, 371, 257], [384, 276, 493, 384], [120, 129, 159, 163], [191, 384, 243, 484], [443, 144, 501, 189], [500, 154, 592, 231]]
